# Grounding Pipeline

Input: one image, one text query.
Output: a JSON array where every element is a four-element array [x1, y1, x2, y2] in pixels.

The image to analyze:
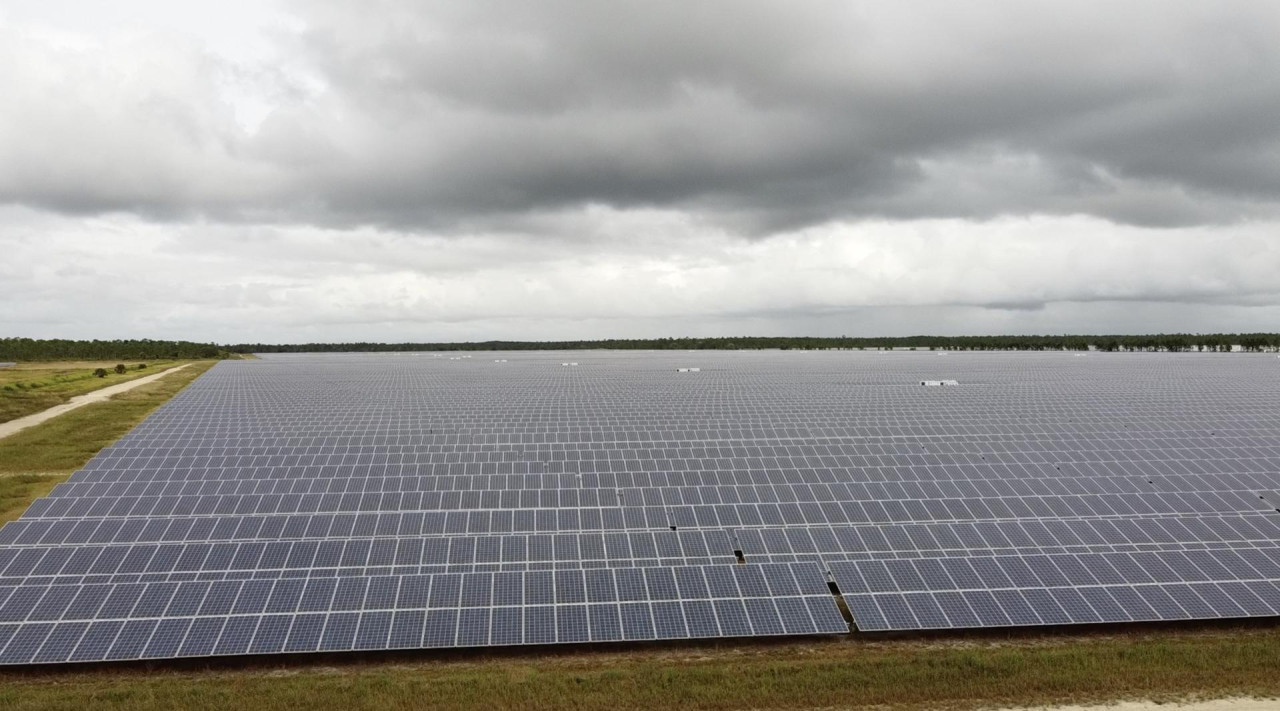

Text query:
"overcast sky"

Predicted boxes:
[[2, 1, 1279, 343]]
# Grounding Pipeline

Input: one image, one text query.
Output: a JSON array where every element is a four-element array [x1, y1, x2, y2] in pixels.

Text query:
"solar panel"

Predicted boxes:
[[1, 350, 1279, 663]]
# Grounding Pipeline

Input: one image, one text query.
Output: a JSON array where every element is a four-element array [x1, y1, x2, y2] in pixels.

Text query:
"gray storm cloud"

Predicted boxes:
[[0, 1, 1278, 341], [4, 0, 1280, 229]]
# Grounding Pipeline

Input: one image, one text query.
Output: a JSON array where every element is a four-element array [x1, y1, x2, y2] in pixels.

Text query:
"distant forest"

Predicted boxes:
[[0, 338, 231, 361], [4, 334, 1279, 361]]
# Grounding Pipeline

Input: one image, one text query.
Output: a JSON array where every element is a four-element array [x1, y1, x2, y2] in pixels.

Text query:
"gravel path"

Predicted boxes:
[[0, 364, 192, 440]]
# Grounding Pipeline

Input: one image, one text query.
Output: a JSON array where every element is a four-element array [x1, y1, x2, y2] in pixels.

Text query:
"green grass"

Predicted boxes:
[[0, 627, 1278, 710], [0, 360, 192, 424], [0, 361, 216, 524], [0, 473, 62, 527]]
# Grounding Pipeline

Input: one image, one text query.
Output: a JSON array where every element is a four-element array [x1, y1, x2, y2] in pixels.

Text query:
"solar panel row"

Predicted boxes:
[[0, 562, 847, 664], [0, 529, 736, 573], [735, 514, 1280, 560], [19, 489, 1273, 520], [842, 581, 1280, 631], [43, 472, 1280, 503]]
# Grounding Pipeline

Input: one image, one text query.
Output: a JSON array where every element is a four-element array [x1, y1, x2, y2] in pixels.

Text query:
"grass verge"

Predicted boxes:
[[0, 360, 193, 424], [0, 361, 216, 524], [0, 626, 1278, 710]]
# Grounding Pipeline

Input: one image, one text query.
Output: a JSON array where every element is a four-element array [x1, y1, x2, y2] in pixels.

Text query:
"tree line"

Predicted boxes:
[[230, 333, 1280, 353], [0, 338, 231, 361], [4, 334, 1278, 361]]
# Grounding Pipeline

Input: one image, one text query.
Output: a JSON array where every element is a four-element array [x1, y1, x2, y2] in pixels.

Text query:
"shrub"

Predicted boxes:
[[93, 368, 108, 378], [114, 364, 127, 374], [137, 363, 147, 370]]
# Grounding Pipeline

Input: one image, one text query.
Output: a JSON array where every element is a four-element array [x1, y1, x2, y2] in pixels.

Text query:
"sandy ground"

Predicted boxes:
[[1010, 698, 1276, 710], [0, 363, 192, 439]]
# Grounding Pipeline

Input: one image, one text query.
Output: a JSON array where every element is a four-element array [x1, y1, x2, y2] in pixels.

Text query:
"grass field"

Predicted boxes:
[[0, 361, 216, 524], [0, 626, 1278, 710], [0, 360, 194, 424], [1, 358, 1278, 709]]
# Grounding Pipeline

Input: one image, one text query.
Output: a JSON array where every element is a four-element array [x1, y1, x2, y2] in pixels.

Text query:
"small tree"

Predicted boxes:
[[114, 364, 127, 374], [93, 368, 108, 378]]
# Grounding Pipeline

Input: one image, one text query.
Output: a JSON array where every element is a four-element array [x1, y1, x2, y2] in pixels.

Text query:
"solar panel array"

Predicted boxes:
[[2, 350, 1279, 664]]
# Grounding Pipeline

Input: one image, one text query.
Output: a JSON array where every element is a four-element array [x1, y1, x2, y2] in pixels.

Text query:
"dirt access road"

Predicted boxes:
[[1019, 698, 1276, 710], [0, 363, 193, 440]]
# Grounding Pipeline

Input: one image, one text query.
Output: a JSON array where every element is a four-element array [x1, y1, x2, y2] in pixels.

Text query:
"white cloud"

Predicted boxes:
[[3, 206, 1278, 341]]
